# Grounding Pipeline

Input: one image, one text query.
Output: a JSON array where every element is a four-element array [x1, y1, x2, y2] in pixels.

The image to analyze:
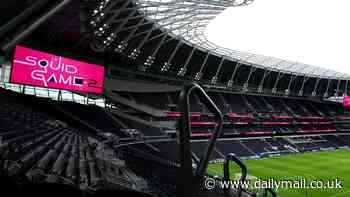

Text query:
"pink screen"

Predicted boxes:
[[343, 96, 350, 107], [11, 45, 104, 94]]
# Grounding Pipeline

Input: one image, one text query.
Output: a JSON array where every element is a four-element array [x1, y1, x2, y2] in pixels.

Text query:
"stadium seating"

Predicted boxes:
[[2, 86, 350, 197], [0, 88, 150, 195], [56, 101, 130, 137], [113, 91, 345, 137]]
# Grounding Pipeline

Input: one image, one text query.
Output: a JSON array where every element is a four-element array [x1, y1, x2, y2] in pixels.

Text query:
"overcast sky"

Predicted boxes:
[[206, 0, 350, 75]]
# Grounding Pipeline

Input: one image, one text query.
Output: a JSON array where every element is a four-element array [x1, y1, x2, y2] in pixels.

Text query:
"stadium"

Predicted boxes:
[[0, 0, 350, 197]]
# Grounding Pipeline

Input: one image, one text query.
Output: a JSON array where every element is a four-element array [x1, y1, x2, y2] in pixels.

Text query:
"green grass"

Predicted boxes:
[[207, 149, 350, 197]]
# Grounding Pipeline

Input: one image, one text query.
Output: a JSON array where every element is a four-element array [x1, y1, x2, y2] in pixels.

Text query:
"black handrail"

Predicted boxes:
[[223, 153, 247, 197], [177, 83, 224, 197]]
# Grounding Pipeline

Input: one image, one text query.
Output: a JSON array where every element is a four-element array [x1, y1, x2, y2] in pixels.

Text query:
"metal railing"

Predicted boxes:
[[223, 153, 247, 197], [176, 82, 278, 197], [177, 82, 223, 197]]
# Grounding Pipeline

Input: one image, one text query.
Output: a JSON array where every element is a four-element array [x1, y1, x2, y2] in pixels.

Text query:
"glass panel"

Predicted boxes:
[[0, 82, 105, 107]]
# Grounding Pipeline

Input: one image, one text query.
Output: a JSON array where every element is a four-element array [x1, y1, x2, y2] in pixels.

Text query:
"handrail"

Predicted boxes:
[[177, 82, 224, 197], [223, 153, 247, 197]]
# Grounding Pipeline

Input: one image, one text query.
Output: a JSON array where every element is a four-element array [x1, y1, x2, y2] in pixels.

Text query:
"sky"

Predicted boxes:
[[206, 0, 350, 75]]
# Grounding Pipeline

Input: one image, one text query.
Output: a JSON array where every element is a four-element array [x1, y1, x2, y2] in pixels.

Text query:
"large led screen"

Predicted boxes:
[[343, 96, 350, 108], [11, 45, 104, 94]]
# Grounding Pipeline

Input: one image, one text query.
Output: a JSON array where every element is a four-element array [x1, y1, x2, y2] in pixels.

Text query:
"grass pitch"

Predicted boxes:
[[207, 149, 350, 197]]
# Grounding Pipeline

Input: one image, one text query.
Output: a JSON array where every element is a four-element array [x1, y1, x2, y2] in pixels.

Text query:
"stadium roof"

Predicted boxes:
[[206, 0, 350, 78], [135, 0, 350, 79], [3, 0, 348, 97]]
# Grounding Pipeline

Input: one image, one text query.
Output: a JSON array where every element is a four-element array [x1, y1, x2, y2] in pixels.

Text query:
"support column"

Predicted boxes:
[[312, 78, 321, 97], [335, 79, 341, 97], [298, 75, 309, 96], [211, 57, 225, 85], [242, 66, 257, 92], [227, 62, 240, 88], [323, 78, 331, 98], [258, 70, 271, 93], [272, 72, 285, 94]]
